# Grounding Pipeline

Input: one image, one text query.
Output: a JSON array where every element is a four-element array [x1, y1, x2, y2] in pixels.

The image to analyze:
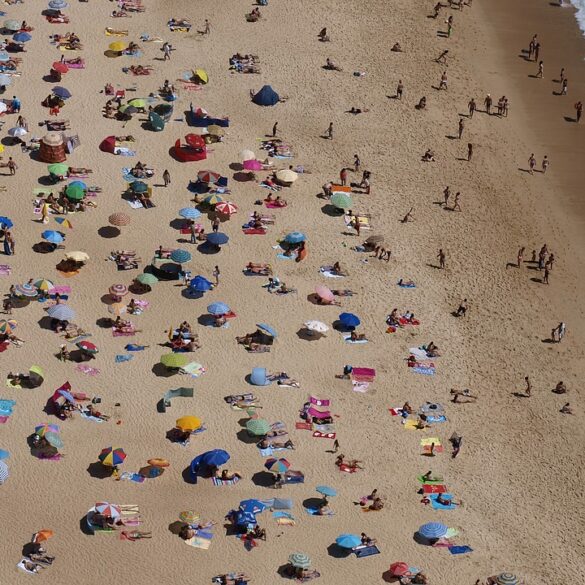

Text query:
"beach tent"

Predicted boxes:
[[39, 133, 67, 163], [252, 85, 280, 106]]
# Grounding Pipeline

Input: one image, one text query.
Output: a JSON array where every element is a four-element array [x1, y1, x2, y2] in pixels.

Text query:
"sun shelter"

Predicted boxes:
[[39, 132, 67, 163], [250, 367, 270, 386], [174, 134, 207, 162], [252, 85, 280, 106]]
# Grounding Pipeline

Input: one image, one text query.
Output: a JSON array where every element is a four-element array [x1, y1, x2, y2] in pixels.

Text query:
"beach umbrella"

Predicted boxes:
[[160, 353, 190, 369], [3, 20, 21, 31], [128, 98, 146, 108], [49, 0, 69, 8], [304, 320, 329, 334], [8, 127, 26, 138], [52, 86, 72, 99], [207, 124, 225, 137], [65, 184, 85, 201], [496, 574, 520, 585], [197, 170, 221, 184], [47, 304, 75, 321], [246, 418, 270, 436], [98, 447, 126, 467], [109, 284, 128, 297], [48, 163, 69, 176], [35, 424, 60, 437], [203, 193, 224, 206], [139, 465, 164, 478], [0, 319, 17, 335], [41, 230, 64, 244], [331, 192, 353, 209], [65, 251, 89, 262], [0, 216, 13, 228], [389, 563, 410, 577], [418, 522, 448, 539], [54, 218, 73, 229], [207, 302, 230, 315], [215, 201, 238, 216], [13, 32, 32, 43], [52, 61, 69, 74], [32, 530, 54, 543], [14, 283, 38, 298], [170, 249, 192, 264], [316, 485, 337, 497], [129, 180, 148, 193], [109, 41, 127, 52], [53, 387, 75, 404], [68, 180, 87, 191], [0, 450, 9, 460], [0, 460, 8, 484], [193, 69, 208, 84], [240, 149, 255, 161], [315, 285, 334, 302], [108, 302, 127, 317], [206, 232, 229, 246], [201, 449, 230, 467], [366, 235, 384, 245], [176, 416, 202, 432], [34, 279, 54, 292], [189, 275, 213, 292], [336, 534, 361, 549], [118, 104, 138, 115], [148, 458, 170, 468], [179, 207, 201, 220], [284, 232, 306, 244], [265, 458, 290, 473], [108, 212, 131, 227], [0, 75, 12, 87], [339, 312, 360, 328], [256, 323, 277, 338], [243, 159, 263, 171], [159, 263, 183, 278], [275, 169, 298, 183], [185, 134, 206, 148], [45, 432, 63, 449], [178, 510, 200, 525], [77, 340, 98, 354], [239, 499, 266, 514], [136, 273, 158, 286], [28, 366, 45, 387], [95, 502, 121, 519], [289, 553, 311, 569]]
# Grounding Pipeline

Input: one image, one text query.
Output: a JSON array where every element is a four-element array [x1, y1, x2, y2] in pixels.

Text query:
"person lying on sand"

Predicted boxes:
[[450, 388, 478, 403], [324, 58, 342, 71]]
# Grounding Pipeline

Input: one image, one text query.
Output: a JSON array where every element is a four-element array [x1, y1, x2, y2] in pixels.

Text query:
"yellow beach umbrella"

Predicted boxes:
[[109, 41, 127, 52], [176, 416, 202, 432], [194, 69, 208, 84]]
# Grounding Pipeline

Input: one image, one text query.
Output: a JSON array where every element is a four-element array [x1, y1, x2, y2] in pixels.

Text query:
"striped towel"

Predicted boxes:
[[211, 476, 240, 486]]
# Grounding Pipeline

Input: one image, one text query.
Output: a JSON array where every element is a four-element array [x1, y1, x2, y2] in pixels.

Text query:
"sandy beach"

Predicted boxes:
[[0, 0, 584, 583]]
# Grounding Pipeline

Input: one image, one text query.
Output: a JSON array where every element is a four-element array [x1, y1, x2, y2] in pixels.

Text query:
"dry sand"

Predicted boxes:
[[0, 0, 584, 583]]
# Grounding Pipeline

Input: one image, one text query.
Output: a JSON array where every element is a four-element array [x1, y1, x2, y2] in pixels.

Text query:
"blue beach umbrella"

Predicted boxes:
[[207, 302, 230, 315], [179, 207, 201, 220], [316, 485, 337, 497], [41, 230, 64, 244], [418, 522, 448, 539], [49, 0, 69, 9], [0, 216, 13, 228], [0, 53, 10, 63], [53, 86, 72, 99], [0, 449, 10, 460], [170, 249, 192, 263], [13, 32, 31, 43], [284, 231, 306, 244], [46, 304, 75, 321], [201, 449, 230, 467], [189, 275, 213, 292], [336, 534, 361, 549], [206, 232, 229, 246], [256, 323, 277, 338], [339, 312, 360, 328]]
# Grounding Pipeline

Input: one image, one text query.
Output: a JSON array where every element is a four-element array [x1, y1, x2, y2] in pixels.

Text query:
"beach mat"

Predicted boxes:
[[184, 536, 211, 549], [430, 494, 458, 510], [449, 545, 473, 555], [354, 545, 380, 558]]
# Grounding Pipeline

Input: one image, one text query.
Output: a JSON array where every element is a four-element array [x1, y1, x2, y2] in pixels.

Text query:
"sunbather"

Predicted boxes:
[[324, 58, 342, 71]]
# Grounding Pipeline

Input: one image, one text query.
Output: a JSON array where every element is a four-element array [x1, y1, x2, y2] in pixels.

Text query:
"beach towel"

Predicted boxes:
[[258, 446, 289, 457], [276, 517, 296, 526], [449, 545, 473, 555], [416, 475, 444, 484], [75, 365, 100, 376], [351, 367, 376, 380], [120, 472, 145, 483], [412, 367, 435, 376], [423, 444, 444, 454], [277, 252, 297, 260], [265, 201, 287, 209], [354, 545, 381, 558], [0, 399, 16, 417], [184, 536, 211, 549], [389, 407, 404, 416], [6, 379, 21, 389], [272, 511, 294, 519], [319, 266, 344, 278], [0, 264, 11, 276], [115, 354, 133, 363], [313, 424, 335, 433], [343, 335, 368, 344], [243, 228, 267, 235], [127, 199, 143, 209], [312, 431, 335, 439], [420, 437, 441, 447], [409, 347, 430, 359], [430, 494, 458, 510], [422, 484, 447, 494], [352, 381, 369, 393], [17, 560, 39, 575], [112, 328, 136, 337], [398, 281, 416, 288], [126, 344, 147, 351], [426, 414, 446, 424], [80, 411, 105, 423], [404, 419, 423, 430], [305, 507, 334, 516], [211, 476, 240, 486], [295, 422, 312, 431]]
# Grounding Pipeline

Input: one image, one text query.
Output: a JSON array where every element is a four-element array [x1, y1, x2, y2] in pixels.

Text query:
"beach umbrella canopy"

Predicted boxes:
[[41, 230, 64, 244], [176, 416, 202, 432], [207, 124, 225, 137], [284, 232, 306, 244], [206, 232, 229, 246], [0, 319, 17, 335], [193, 69, 208, 84], [315, 285, 334, 302], [45, 432, 63, 449], [243, 159, 263, 171], [109, 41, 127, 52], [98, 447, 126, 467], [179, 207, 201, 220], [46, 304, 75, 321], [389, 562, 410, 577], [339, 312, 360, 328], [13, 32, 32, 43], [203, 193, 224, 206], [65, 251, 89, 262], [0, 75, 12, 87], [129, 181, 148, 193], [52, 86, 72, 99], [170, 249, 192, 264], [14, 283, 38, 298], [3, 20, 21, 31], [68, 181, 86, 191], [189, 275, 213, 292], [239, 499, 266, 514], [136, 273, 158, 285], [197, 170, 221, 184], [331, 192, 353, 209], [54, 218, 73, 229], [32, 530, 54, 543], [34, 279, 54, 291], [304, 320, 329, 334], [240, 149, 255, 161], [29, 365, 45, 384], [289, 552, 311, 569], [109, 213, 131, 227], [366, 235, 384, 245], [52, 61, 69, 74], [95, 502, 121, 519], [53, 387, 75, 404], [185, 133, 206, 148], [77, 340, 98, 354], [118, 104, 138, 115], [215, 201, 237, 216], [148, 458, 170, 468], [0, 54, 9, 65], [275, 169, 298, 183], [265, 458, 290, 473], [49, 0, 69, 8], [336, 534, 361, 549], [48, 163, 69, 176], [496, 574, 520, 585], [418, 522, 448, 539], [316, 485, 337, 497], [65, 184, 85, 201], [0, 460, 8, 484], [246, 418, 271, 436], [179, 510, 200, 525], [0, 216, 13, 228], [35, 423, 60, 437], [128, 98, 147, 108], [207, 302, 230, 315], [108, 302, 127, 317], [256, 323, 277, 338], [109, 284, 128, 297], [8, 126, 26, 138], [201, 449, 230, 467], [160, 353, 190, 369]]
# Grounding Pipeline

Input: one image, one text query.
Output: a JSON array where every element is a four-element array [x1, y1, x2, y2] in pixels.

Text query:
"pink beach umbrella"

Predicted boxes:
[[243, 159, 263, 171], [315, 285, 334, 302]]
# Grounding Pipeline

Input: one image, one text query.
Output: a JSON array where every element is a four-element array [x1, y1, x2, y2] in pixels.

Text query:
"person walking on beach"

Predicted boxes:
[[437, 248, 446, 269], [458, 117, 465, 139], [468, 97, 476, 118], [561, 78, 568, 95], [332, 439, 339, 453], [326, 122, 333, 140], [446, 16, 453, 38], [7, 157, 16, 175], [536, 60, 544, 78], [467, 143, 473, 162], [541, 155, 549, 174], [163, 169, 171, 187], [213, 265, 220, 286], [528, 153, 536, 174], [340, 167, 348, 186], [436, 49, 449, 65], [354, 154, 361, 172], [452, 192, 461, 211], [438, 71, 448, 90], [517, 246, 525, 268], [524, 376, 532, 397], [575, 101, 582, 123], [162, 42, 172, 61], [534, 41, 540, 62], [272, 121, 278, 137], [443, 186, 451, 208], [543, 265, 550, 284], [203, 19, 211, 35], [396, 79, 403, 100], [432, 2, 442, 18], [484, 93, 492, 114]]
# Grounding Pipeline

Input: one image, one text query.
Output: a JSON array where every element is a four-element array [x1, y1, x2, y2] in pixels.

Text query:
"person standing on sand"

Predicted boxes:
[[536, 60, 544, 79], [340, 167, 348, 186], [443, 186, 451, 208], [534, 41, 540, 62], [452, 192, 461, 211], [162, 42, 172, 61], [396, 79, 403, 100], [458, 117, 465, 139], [543, 265, 550, 284], [7, 158, 17, 175], [524, 376, 531, 397], [326, 122, 333, 140], [484, 94, 492, 114], [163, 169, 171, 187], [541, 155, 549, 174], [272, 121, 278, 137], [528, 153, 536, 174], [517, 246, 525, 268], [332, 439, 339, 453], [213, 265, 220, 286], [575, 101, 582, 123], [468, 97, 476, 118], [437, 249, 446, 269], [467, 142, 473, 161], [561, 78, 567, 95], [438, 71, 448, 90], [354, 154, 361, 172]]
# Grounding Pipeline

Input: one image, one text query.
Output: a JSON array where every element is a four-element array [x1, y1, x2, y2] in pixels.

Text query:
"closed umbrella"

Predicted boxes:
[[275, 169, 298, 183], [418, 522, 448, 539], [189, 275, 213, 292], [389, 562, 410, 577], [243, 159, 263, 171], [316, 485, 337, 497], [207, 302, 230, 315], [496, 574, 520, 585], [203, 193, 224, 206], [246, 418, 271, 436], [304, 320, 329, 334], [331, 192, 352, 209], [109, 213, 131, 227], [47, 304, 75, 321], [201, 449, 230, 467], [170, 249, 192, 263], [256, 323, 277, 338], [52, 62, 69, 74], [13, 32, 32, 43], [240, 149, 255, 161], [265, 458, 290, 473], [339, 312, 360, 328], [206, 232, 229, 246], [3, 20, 21, 31], [109, 284, 129, 297], [109, 41, 127, 52], [65, 251, 89, 262], [0, 319, 17, 335], [197, 170, 221, 184], [65, 184, 85, 201], [315, 285, 334, 302], [8, 127, 27, 137], [176, 416, 202, 432], [160, 353, 190, 368], [136, 273, 158, 285], [45, 432, 63, 449], [95, 502, 121, 519], [41, 230, 64, 244], [129, 181, 148, 193], [98, 447, 126, 467], [284, 232, 306, 244], [215, 201, 237, 216], [52, 86, 72, 99], [0, 460, 8, 484], [14, 283, 38, 298], [289, 553, 311, 569], [336, 534, 361, 549], [179, 207, 201, 220]]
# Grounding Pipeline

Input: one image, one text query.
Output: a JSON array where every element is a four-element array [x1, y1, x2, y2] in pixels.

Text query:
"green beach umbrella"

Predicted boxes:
[[65, 184, 85, 201], [246, 418, 271, 436], [160, 353, 190, 369], [289, 552, 311, 569], [136, 273, 158, 285], [128, 98, 146, 108], [331, 192, 353, 209], [48, 163, 69, 176]]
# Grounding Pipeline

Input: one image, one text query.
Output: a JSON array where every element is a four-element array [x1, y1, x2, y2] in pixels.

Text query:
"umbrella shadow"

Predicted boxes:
[[98, 226, 120, 239], [229, 162, 244, 171], [251, 471, 275, 487], [96, 317, 114, 329], [327, 543, 352, 558], [168, 521, 184, 536], [42, 399, 59, 417], [382, 570, 400, 583], [87, 461, 114, 479], [166, 428, 185, 444], [296, 328, 324, 341], [233, 171, 254, 182], [79, 515, 94, 536], [197, 242, 221, 255], [37, 316, 55, 331], [321, 204, 344, 217], [32, 242, 58, 254], [197, 314, 215, 326], [236, 429, 260, 445], [151, 363, 177, 378], [169, 218, 187, 230], [181, 288, 204, 300], [306, 294, 323, 306], [182, 466, 198, 485], [100, 294, 117, 306], [302, 497, 324, 509], [413, 532, 433, 545]]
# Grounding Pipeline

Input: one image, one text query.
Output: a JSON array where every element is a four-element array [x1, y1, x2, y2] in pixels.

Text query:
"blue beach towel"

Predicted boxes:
[[412, 366, 435, 376], [115, 354, 133, 363], [430, 494, 458, 510], [0, 399, 16, 416], [449, 545, 473, 555], [125, 344, 147, 351]]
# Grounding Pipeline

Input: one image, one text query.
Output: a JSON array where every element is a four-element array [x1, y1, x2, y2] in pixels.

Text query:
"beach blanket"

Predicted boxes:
[[448, 545, 473, 555], [277, 252, 297, 260], [404, 419, 424, 430], [354, 545, 381, 558], [0, 399, 16, 418], [409, 347, 431, 359], [17, 560, 39, 575], [258, 446, 290, 457], [0, 264, 11, 276], [351, 367, 375, 381], [113, 327, 136, 337], [184, 536, 211, 549], [243, 228, 267, 235], [352, 381, 369, 393], [80, 411, 105, 423], [412, 366, 436, 376], [430, 494, 458, 510], [75, 365, 100, 376], [320, 266, 344, 278], [295, 422, 313, 431], [339, 463, 358, 473], [343, 335, 368, 344], [312, 431, 335, 439], [126, 344, 147, 351], [422, 484, 447, 494], [211, 476, 240, 486], [120, 472, 145, 483], [426, 414, 446, 423], [115, 354, 133, 363], [305, 507, 334, 516], [265, 201, 287, 209], [313, 424, 335, 433], [416, 475, 444, 484]]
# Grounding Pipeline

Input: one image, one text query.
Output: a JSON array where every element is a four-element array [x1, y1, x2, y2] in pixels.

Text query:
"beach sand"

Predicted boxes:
[[0, 0, 584, 583]]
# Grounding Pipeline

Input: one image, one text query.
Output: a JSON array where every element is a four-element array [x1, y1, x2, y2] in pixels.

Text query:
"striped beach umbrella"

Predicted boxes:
[[170, 249, 192, 264], [203, 193, 223, 206], [34, 279, 54, 292], [289, 552, 311, 569], [178, 510, 200, 524], [197, 170, 221, 184], [389, 562, 410, 577], [0, 460, 8, 484], [136, 273, 158, 286], [0, 319, 17, 335], [265, 458, 290, 473], [98, 447, 126, 467], [246, 418, 271, 436], [215, 201, 238, 216], [14, 283, 38, 298], [109, 284, 129, 298], [35, 423, 60, 437], [496, 574, 520, 585], [95, 502, 121, 519], [418, 522, 448, 539], [179, 207, 201, 220], [108, 213, 131, 227], [54, 218, 73, 229], [47, 304, 75, 321], [45, 432, 63, 449], [176, 416, 202, 432]]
